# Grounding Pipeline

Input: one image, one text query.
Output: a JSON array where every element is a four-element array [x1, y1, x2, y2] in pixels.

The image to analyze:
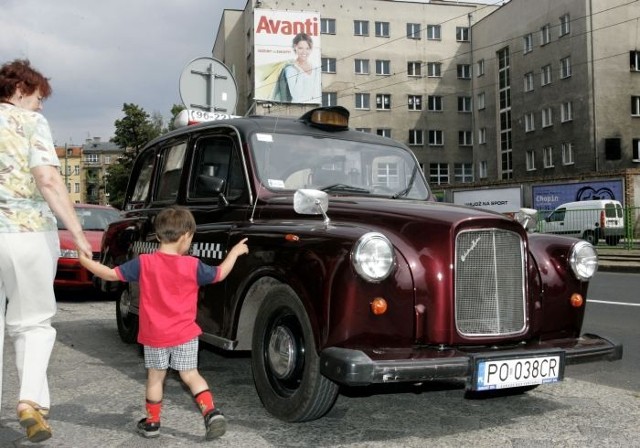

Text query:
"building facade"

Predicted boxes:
[[215, 0, 640, 216], [55, 145, 84, 203]]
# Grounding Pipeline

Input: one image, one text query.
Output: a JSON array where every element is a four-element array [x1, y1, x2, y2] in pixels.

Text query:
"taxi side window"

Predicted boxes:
[[189, 135, 247, 203], [128, 149, 156, 209], [155, 141, 187, 202]]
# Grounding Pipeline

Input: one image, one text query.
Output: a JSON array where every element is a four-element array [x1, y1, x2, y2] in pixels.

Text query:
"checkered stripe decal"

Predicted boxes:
[[133, 241, 159, 255], [190, 242, 224, 260], [131, 240, 224, 260]]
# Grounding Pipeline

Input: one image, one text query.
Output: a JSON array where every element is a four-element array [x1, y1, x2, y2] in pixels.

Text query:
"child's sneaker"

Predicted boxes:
[[204, 409, 226, 440], [137, 418, 160, 438]]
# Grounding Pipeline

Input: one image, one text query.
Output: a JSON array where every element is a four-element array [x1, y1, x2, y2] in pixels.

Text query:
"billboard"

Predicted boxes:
[[532, 179, 624, 214], [452, 187, 522, 214], [254, 9, 322, 104]]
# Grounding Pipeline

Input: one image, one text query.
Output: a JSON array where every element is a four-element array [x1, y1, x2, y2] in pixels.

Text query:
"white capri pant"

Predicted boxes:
[[0, 231, 59, 413]]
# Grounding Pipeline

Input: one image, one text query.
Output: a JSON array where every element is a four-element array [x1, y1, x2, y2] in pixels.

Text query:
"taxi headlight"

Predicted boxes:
[[60, 249, 79, 259], [352, 232, 395, 282], [569, 240, 598, 281]]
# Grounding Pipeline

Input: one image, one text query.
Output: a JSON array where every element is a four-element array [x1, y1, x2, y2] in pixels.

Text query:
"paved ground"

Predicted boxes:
[[1, 300, 639, 447]]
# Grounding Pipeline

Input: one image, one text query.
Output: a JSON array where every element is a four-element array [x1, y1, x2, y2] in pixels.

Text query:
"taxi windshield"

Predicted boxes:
[[250, 132, 430, 200]]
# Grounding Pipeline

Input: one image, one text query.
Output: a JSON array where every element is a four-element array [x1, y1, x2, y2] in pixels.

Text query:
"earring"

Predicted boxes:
[[19, 95, 23, 100]]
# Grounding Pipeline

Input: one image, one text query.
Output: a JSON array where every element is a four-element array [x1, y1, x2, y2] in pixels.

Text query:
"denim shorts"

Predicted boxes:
[[144, 338, 198, 371]]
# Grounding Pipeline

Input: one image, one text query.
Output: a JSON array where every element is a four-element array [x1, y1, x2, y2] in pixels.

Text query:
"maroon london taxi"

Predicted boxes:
[[98, 106, 622, 422]]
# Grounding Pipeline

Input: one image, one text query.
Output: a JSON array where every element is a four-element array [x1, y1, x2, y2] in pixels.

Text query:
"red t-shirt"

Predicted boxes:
[[115, 251, 220, 348]]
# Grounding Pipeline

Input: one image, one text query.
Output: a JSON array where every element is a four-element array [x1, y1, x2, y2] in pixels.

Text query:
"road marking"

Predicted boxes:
[[588, 299, 640, 307]]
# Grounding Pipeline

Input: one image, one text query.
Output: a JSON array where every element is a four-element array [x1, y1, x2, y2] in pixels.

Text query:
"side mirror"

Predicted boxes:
[[294, 189, 329, 224]]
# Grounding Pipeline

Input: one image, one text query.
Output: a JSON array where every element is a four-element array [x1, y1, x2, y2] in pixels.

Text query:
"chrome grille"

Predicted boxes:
[[455, 229, 526, 337]]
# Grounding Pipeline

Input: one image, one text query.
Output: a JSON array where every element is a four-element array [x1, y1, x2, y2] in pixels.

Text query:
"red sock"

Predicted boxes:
[[194, 389, 215, 416], [145, 399, 162, 423]]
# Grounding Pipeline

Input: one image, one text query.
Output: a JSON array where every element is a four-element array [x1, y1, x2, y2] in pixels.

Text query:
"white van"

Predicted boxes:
[[541, 199, 625, 245]]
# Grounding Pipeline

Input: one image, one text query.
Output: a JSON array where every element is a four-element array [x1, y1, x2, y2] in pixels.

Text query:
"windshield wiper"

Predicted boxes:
[[391, 165, 419, 199], [321, 184, 371, 194]]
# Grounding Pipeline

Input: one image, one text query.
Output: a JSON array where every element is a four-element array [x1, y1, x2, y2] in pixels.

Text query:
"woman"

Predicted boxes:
[[272, 33, 321, 103], [0, 59, 92, 442]]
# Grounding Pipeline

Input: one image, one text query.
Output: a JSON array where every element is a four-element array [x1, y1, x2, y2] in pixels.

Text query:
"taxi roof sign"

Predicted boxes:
[[174, 109, 241, 128]]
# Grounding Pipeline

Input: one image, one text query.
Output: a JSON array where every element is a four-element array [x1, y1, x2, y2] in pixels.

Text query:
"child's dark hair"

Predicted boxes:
[[154, 206, 196, 243]]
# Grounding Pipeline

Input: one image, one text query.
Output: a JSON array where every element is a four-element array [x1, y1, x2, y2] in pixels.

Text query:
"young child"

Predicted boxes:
[[79, 205, 248, 440]]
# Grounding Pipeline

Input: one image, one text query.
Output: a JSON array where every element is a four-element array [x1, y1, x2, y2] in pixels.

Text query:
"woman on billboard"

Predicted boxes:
[[271, 33, 321, 103]]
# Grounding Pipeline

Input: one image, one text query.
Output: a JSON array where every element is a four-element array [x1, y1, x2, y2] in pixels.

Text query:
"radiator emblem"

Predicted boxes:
[[460, 236, 482, 262]]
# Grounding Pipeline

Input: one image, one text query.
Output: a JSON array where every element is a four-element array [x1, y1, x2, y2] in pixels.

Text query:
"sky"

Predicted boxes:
[[0, 0, 247, 146]]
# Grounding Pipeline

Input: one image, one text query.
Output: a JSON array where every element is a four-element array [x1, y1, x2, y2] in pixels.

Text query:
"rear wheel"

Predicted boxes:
[[116, 287, 138, 344], [251, 285, 339, 422], [605, 235, 621, 246]]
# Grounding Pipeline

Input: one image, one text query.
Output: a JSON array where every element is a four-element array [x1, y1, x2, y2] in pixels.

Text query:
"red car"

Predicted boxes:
[[55, 204, 120, 291]]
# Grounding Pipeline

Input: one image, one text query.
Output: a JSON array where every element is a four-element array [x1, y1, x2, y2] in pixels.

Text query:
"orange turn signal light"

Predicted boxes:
[[285, 234, 300, 242], [370, 297, 388, 315], [570, 293, 584, 308]]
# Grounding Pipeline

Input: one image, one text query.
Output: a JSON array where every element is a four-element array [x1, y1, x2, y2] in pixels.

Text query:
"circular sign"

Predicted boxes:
[[179, 57, 238, 114]]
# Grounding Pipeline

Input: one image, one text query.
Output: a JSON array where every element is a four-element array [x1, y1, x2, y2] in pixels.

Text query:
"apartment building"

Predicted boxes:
[[55, 145, 84, 203], [214, 0, 500, 187], [82, 137, 125, 206]]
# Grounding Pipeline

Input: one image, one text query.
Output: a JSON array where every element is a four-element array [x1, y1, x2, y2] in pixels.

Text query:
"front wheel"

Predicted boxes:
[[251, 285, 339, 422], [116, 287, 139, 344]]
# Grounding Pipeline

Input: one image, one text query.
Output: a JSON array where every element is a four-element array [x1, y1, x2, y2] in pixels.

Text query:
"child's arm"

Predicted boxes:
[[79, 252, 120, 282], [217, 238, 249, 282]]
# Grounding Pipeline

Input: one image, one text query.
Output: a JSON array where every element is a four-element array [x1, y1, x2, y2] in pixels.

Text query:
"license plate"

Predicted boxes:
[[472, 352, 564, 391]]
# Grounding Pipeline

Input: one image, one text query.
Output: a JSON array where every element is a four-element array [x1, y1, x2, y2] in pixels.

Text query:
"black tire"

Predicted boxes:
[[582, 230, 597, 245], [605, 235, 621, 246], [251, 285, 339, 422], [116, 287, 139, 344], [465, 385, 539, 399]]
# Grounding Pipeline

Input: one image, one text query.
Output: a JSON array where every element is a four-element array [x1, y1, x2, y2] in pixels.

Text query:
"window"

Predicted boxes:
[[428, 130, 444, 146], [523, 33, 533, 54], [458, 96, 472, 113], [407, 23, 421, 39], [633, 138, 640, 161], [541, 24, 551, 45], [74, 165, 80, 175], [478, 128, 486, 144], [562, 142, 574, 165], [456, 27, 469, 42], [74, 183, 80, 193], [526, 150, 536, 171], [454, 163, 473, 183], [479, 161, 488, 179], [477, 59, 485, 76], [543, 146, 554, 168], [542, 107, 553, 127], [427, 95, 443, 111], [408, 95, 422, 111], [85, 154, 98, 163], [561, 101, 573, 122], [376, 59, 391, 75], [631, 51, 640, 71], [524, 72, 534, 92], [427, 24, 441, 40], [429, 163, 449, 185], [322, 92, 337, 107], [377, 128, 391, 138], [560, 56, 572, 79], [376, 94, 391, 110], [355, 128, 371, 133], [457, 64, 471, 79], [156, 142, 187, 202], [409, 129, 423, 145], [477, 92, 485, 110], [560, 14, 570, 36], [632, 96, 640, 116], [375, 21, 390, 38], [355, 58, 370, 75], [354, 20, 369, 36], [321, 57, 336, 73], [376, 162, 399, 188], [524, 112, 535, 132], [321, 18, 336, 34], [427, 62, 442, 77], [407, 61, 422, 77], [458, 131, 473, 146], [541, 64, 552, 86], [355, 93, 370, 109]]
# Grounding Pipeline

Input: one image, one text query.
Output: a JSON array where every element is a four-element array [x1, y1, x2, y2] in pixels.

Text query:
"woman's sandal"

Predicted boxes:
[[17, 400, 52, 443]]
